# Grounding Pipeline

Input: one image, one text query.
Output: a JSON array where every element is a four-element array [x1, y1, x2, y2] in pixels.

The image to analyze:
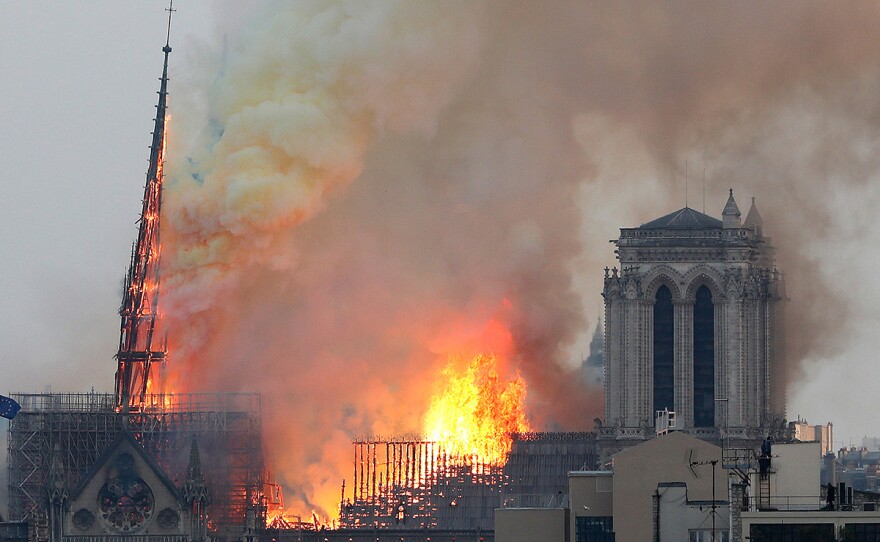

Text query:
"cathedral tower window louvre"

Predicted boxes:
[[653, 285, 675, 414], [693, 285, 715, 427]]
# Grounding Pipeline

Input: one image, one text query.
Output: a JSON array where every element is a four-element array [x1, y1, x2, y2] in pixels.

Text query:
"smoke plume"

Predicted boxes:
[[164, 1, 880, 514]]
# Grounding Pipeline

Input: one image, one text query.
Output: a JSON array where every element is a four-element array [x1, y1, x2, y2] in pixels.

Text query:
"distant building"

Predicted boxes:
[[496, 435, 880, 542], [790, 418, 834, 455], [610, 431, 726, 542], [829, 447, 880, 493], [496, 431, 727, 542], [601, 191, 786, 456], [740, 441, 880, 542], [863, 437, 880, 452]]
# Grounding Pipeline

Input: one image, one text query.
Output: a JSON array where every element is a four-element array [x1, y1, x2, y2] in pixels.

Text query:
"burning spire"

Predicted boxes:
[[114, 3, 174, 411]]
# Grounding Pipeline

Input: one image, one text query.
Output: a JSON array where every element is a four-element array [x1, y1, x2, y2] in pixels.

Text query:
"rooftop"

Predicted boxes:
[[639, 207, 723, 230]]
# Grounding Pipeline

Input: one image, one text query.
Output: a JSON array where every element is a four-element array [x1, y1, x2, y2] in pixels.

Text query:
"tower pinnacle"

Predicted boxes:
[[722, 187, 741, 228], [745, 196, 764, 236]]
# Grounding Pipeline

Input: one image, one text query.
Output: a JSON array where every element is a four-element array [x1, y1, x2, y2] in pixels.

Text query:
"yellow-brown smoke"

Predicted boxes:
[[161, 0, 880, 517]]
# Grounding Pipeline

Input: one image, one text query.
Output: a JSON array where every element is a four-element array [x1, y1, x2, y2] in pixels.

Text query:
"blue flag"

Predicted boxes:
[[0, 395, 21, 420]]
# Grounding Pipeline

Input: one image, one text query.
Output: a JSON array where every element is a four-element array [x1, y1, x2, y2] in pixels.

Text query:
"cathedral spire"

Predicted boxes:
[[744, 196, 764, 236], [114, 3, 174, 411], [722, 188, 741, 229], [184, 437, 209, 542], [185, 436, 206, 491], [48, 444, 68, 542]]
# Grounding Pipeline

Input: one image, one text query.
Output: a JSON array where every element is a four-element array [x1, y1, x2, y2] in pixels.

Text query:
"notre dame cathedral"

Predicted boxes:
[[600, 190, 786, 454]]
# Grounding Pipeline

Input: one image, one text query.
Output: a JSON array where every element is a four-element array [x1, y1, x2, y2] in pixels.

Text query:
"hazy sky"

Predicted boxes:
[[3, 1, 880, 476], [0, 2, 217, 392]]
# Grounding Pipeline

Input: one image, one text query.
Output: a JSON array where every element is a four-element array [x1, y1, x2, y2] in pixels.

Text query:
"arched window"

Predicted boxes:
[[693, 285, 715, 427], [653, 285, 674, 413]]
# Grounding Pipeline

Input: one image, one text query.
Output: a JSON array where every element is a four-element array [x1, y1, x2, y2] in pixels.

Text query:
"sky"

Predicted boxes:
[[4, 0, 880, 515], [0, 3, 219, 510], [0, 2, 217, 391]]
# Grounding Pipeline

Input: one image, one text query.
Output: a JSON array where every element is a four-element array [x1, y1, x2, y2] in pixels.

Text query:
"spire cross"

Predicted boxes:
[[164, 0, 176, 49]]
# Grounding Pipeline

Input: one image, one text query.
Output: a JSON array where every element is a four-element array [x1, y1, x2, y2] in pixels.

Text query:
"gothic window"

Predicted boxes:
[[693, 285, 715, 427], [97, 454, 155, 533], [653, 285, 674, 414]]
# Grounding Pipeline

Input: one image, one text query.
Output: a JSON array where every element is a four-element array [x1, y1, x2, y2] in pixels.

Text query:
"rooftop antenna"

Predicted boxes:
[[685, 161, 689, 208], [702, 167, 706, 214], [690, 458, 722, 542]]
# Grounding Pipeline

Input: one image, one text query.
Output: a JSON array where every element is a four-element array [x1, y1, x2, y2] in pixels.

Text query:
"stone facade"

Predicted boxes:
[[601, 191, 786, 450], [54, 433, 207, 542]]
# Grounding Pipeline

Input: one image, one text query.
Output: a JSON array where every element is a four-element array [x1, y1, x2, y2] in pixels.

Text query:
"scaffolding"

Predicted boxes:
[[338, 432, 597, 531], [502, 432, 598, 507], [341, 436, 504, 531], [7, 392, 266, 535]]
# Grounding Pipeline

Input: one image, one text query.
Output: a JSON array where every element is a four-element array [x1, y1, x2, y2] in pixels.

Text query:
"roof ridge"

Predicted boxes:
[[640, 206, 723, 230]]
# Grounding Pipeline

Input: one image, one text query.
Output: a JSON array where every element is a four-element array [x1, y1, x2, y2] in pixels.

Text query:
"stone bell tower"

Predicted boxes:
[[601, 190, 786, 451]]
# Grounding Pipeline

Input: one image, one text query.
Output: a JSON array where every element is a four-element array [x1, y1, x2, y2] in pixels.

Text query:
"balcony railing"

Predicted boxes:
[[499, 493, 570, 509]]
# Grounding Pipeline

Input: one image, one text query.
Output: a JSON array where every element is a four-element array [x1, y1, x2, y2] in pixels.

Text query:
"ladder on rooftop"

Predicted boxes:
[[758, 476, 771, 510]]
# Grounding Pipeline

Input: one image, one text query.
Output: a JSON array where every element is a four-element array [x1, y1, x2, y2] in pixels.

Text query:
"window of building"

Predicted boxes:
[[749, 523, 835, 542], [843, 523, 880, 541], [653, 285, 674, 413], [689, 529, 730, 542], [576, 516, 614, 542], [693, 285, 715, 427]]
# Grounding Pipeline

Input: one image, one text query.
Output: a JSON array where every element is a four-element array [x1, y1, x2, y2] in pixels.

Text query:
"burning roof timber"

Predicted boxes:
[[339, 432, 597, 531]]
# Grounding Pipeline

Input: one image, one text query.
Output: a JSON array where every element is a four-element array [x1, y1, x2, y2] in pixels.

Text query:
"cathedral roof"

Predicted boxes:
[[639, 207, 723, 229]]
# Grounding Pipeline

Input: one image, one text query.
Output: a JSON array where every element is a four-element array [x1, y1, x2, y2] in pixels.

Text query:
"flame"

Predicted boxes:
[[423, 353, 530, 466]]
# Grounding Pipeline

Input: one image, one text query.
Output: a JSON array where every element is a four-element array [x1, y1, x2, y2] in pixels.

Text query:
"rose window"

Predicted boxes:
[[98, 476, 155, 533]]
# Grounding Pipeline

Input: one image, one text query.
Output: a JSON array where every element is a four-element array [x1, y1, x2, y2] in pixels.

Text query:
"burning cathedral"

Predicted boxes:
[[5, 12, 273, 542], [4, 8, 791, 542], [333, 190, 790, 533], [599, 191, 787, 457]]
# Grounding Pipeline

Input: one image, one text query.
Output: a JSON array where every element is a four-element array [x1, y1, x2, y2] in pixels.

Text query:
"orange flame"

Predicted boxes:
[[423, 353, 530, 466]]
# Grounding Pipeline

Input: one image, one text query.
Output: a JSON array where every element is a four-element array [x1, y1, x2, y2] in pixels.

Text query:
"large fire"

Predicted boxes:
[[423, 353, 530, 466]]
